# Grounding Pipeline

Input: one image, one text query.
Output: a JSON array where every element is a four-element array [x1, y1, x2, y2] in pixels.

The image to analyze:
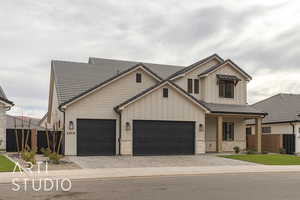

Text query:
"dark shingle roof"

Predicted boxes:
[[53, 59, 184, 105], [251, 93, 300, 123], [89, 57, 184, 79], [0, 86, 13, 105], [0, 86, 7, 99], [203, 102, 266, 115]]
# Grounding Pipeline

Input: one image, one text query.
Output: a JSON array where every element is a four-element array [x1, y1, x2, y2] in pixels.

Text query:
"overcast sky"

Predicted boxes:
[[1, 0, 300, 118]]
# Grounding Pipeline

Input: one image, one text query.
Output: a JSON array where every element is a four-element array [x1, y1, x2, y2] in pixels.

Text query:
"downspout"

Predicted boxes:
[[114, 107, 122, 155], [59, 106, 66, 155], [290, 122, 295, 135]]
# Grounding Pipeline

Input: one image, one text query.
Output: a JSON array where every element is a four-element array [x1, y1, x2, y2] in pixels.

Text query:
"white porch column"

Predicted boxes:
[[217, 116, 223, 152], [294, 123, 300, 154], [255, 117, 262, 153]]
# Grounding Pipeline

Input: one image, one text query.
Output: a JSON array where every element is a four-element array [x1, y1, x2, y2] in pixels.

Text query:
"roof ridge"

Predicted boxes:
[[251, 93, 282, 106], [278, 93, 300, 96], [88, 57, 185, 68], [52, 60, 88, 65]]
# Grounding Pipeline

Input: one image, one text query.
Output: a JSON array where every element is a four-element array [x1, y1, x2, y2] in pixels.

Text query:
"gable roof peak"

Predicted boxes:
[[199, 58, 252, 80], [168, 53, 224, 79]]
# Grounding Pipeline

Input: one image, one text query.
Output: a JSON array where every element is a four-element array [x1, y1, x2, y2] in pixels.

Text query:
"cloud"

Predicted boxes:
[[0, 0, 299, 117]]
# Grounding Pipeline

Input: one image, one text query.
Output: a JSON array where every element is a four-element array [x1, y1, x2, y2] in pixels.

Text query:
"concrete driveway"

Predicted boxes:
[[68, 154, 258, 169]]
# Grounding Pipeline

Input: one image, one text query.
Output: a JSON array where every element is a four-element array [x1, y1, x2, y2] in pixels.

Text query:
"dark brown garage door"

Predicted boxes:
[[77, 119, 116, 156], [133, 120, 195, 156]]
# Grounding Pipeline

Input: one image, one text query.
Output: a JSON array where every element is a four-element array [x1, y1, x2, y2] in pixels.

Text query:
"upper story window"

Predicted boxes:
[[194, 79, 199, 94], [187, 79, 193, 93], [262, 127, 271, 134], [187, 79, 199, 94], [246, 127, 252, 136], [219, 80, 234, 98], [217, 74, 241, 99], [136, 73, 142, 83], [223, 122, 234, 141], [163, 88, 168, 98]]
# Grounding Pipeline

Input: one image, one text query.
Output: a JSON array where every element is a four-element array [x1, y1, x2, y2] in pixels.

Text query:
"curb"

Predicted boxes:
[[1, 165, 300, 184]]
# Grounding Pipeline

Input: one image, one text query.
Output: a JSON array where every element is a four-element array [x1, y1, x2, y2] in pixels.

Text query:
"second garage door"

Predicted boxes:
[[77, 119, 116, 156], [133, 120, 195, 156]]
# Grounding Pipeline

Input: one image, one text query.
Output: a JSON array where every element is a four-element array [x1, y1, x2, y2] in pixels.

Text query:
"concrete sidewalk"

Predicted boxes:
[[1, 165, 300, 184]]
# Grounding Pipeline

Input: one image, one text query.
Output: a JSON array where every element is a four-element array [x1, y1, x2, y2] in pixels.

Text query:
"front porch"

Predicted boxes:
[[205, 113, 263, 153]]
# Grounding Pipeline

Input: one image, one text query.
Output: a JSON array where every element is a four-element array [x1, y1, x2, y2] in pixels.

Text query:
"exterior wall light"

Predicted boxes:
[[69, 121, 74, 130], [199, 123, 204, 131], [126, 122, 131, 131]]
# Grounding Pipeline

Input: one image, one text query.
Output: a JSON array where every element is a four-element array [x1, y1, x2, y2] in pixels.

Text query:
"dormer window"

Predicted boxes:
[[136, 73, 142, 83], [219, 80, 234, 98], [217, 74, 240, 99]]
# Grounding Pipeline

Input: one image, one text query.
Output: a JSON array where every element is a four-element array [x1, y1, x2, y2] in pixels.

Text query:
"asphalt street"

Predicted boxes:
[[1, 172, 300, 200]]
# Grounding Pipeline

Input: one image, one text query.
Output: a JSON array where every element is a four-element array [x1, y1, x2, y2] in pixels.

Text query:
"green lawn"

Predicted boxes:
[[221, 154, 300, 165], [0, 155, 16, 172]]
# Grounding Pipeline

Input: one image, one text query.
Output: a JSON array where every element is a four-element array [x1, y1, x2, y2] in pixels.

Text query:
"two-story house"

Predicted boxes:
[[47, 54, 266, 156], [0, 86, 14, 150]]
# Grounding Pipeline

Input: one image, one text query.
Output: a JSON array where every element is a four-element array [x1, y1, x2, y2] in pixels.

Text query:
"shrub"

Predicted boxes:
[[21, 148, 37, 164], [246, 149, 257, 154], [233, 146, 240, 154], [261, 151, 268, 154], [40, 147, 52, 157], [279, 148, 286, 154], [48, 152, 63, 164]]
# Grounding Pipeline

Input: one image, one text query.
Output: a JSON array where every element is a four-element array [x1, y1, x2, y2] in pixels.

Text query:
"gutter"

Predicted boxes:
[[211, 111, 268, 116], [4, 106, 12, 112]]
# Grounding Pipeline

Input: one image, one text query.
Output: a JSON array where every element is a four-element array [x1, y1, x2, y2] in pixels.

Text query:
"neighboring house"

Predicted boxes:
[[0, 86, 14, 150], [5, 115, 45, 152], [39, 112, 51, 129], [47, 54, 266, 156], [247, 93, 300, 153], [6, 115, 44, 130]]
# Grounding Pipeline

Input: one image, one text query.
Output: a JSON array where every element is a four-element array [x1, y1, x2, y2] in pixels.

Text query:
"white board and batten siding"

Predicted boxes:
[[64, 69, 159, 155], [174, 60, 248, 105], [203, 63, 247, 105], [174, 59, 220, 101], [120, 84, 206, 155]]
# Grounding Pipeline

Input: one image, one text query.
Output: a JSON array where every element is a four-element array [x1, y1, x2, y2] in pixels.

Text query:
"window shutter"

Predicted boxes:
[[219, 81, 225, 97]]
